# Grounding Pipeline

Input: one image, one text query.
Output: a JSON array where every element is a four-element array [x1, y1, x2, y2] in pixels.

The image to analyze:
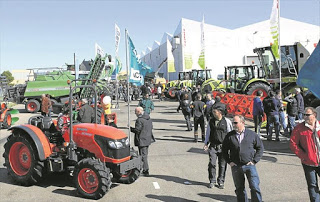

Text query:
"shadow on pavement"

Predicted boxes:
[[151, 174, 208, 187], [153, 128, 186, 132], [146, 194, 197, 202], [187, 147, 207, 155], [151, 118, 186, 124], [198, 193, 237, 202], [261, 139, 294, 155]]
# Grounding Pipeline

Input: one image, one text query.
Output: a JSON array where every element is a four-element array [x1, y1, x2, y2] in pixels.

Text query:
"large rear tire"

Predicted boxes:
[[246, 83, 270, 97], [3, 111, 12, 129], [74, 158, 111, 200], [3, 133, 44, 186], [25, 99, 40, 113]]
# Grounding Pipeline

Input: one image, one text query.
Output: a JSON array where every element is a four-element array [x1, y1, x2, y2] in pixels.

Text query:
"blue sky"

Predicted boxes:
[[0, 0, 319, 72]]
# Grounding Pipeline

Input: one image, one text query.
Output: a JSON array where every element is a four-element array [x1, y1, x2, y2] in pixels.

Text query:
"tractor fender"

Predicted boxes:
[[9, 125, 52, 161], [243, 79, 271, 92], [0, 108, 9, 120]]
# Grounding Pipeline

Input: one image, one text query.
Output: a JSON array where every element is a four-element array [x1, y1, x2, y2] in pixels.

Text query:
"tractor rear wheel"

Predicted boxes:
[[25, 99, 40, 113], [3, 111, 12, 129], [112, 152, 141, 184], [3, 133, 44, 186], [74, 158, 111, 199], [246, 83, 270, 97]]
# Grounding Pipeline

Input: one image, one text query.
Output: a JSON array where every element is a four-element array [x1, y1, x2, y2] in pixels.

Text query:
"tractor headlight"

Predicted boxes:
[[107, 138, 128, 149], [108, 141, 117, 149]]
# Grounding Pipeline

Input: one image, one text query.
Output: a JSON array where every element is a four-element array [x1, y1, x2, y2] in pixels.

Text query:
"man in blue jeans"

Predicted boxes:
[[222, 115, 264, 202], [290, 107, 320, 202], [263, 91, 281, 141]]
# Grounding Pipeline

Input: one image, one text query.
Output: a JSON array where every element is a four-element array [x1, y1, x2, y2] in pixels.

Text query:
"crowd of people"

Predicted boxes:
[[39, 84, 320, 202]]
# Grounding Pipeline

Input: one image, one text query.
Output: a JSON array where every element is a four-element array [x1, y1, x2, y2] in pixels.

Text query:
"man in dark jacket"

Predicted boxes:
[[78, 98, 94, 123], [131, 107, 155, 176], [191, 93, 206, 142], [222, 115, 264, 202], [295, 88, 305, 121], [204, 107, 233, 189], [284, 92, 298, 136], [263, 91, 281, 141]]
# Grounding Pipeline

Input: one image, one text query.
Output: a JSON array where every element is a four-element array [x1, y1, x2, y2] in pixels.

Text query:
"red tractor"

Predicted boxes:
[[0, 102, 13, 129], [3, 81, 142, 199]]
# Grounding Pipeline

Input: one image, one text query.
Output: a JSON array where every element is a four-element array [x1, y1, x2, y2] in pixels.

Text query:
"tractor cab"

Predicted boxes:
[[192, 69, 212, 86], [224, 65, 257, 92], [253, 42, 310, 82]]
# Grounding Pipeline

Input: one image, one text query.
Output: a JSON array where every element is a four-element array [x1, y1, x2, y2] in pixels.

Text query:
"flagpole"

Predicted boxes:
[[115, 24, 119, 109], [125, 29, 131, 140], [278, 0, 281, 91]]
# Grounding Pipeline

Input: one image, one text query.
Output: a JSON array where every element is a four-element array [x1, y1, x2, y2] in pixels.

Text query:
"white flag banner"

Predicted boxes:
[[270, 0, 279, 59], [95, 43, 105, 57], [115, 24, 121, 54]]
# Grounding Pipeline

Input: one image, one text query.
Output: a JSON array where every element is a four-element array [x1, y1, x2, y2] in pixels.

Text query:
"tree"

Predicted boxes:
[[1, 71, 14, 84]]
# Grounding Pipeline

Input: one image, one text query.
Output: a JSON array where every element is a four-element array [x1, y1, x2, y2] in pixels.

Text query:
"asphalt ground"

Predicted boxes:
[[0, 98, 309, 201]]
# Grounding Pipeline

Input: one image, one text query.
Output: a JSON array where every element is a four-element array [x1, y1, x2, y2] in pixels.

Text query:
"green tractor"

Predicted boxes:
[[165, 71, 193, 99], [3, 54, 112, 113], [219, 42, 314, 100]]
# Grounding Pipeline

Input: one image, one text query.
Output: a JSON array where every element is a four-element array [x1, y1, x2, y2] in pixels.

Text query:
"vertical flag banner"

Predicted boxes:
[[115, 24, 121, 54], [167, 38, 175, 73], [297, 41, 320, 99], [198, 16, 205, 70], [95, 43, 105, 57], [270, 0, 279, 59], [128, 36, 152, 86], [112, 23, 121, 79]]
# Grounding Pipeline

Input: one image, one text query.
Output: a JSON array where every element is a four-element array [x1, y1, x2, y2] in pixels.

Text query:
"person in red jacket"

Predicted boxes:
[[290, 107, 320, 202]]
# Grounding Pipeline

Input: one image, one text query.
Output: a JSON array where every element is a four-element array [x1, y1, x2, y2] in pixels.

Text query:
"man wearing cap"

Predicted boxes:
[[204, 107, 233, 189]]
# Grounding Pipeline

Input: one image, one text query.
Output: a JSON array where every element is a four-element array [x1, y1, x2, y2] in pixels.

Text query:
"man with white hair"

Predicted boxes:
[[78, 98, 94, 123], [130, 107, 155, 176]]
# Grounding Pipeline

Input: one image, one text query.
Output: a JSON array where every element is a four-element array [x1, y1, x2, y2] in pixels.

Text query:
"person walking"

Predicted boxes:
[[263, 91, 281, 141], [284, 92, 298, 136], [138, 94, 154, 115], [41, 94, 52, 117], [222, 115, 264, 202], [276, 90, 287, 133], [204, 107, 233, 189], [290, 107, 320, 202], [295, 88, 305, 122], [177, 93, 192, 131], [204, 93, 215, 121], [157, 84, 162, 101], [131, 107, 155, 176], [78, 98, 94, 123], [253, 90, 264, 136], [191, 93, 206, 142]]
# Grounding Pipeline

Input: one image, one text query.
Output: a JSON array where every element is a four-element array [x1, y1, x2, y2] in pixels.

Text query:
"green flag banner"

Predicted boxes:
[[198, 50, 205, 70], [184, 54, 193, 70]]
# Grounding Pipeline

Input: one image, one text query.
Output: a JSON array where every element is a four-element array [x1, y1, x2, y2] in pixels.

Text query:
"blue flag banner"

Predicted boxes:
[[111, 56, 122, 79], [128, 36, 152, 86], [297, 41, 320, 99]]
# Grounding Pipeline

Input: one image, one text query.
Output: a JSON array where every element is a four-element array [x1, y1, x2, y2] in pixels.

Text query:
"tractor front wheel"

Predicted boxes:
[[25, 99, 40, 113], [74, 158, 111, 200], [3, 133, 44, 185], [246, 83, 270, 97], [112, 152, 141, 184], [3, 111, 12, 129]]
